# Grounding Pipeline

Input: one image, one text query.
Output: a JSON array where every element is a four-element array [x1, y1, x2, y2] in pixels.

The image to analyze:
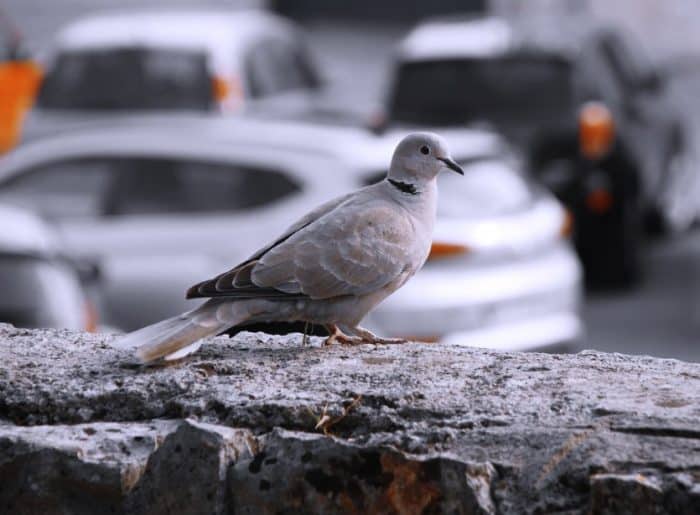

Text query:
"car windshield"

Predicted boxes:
[[389, 55, 574, 126], [37, 47, 213, 110], [437, 159, 534, 218]]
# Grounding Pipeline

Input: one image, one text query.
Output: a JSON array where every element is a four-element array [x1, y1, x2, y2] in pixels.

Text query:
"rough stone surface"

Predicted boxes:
[[1, 323, 699, 514]]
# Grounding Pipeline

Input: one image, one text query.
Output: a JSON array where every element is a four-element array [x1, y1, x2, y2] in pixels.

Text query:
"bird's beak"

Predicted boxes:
[[437, 157, 464, 175]]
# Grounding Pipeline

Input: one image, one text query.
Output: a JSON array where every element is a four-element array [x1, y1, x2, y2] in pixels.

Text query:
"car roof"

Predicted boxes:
[[398, 15, 601, 62], [2, 114, 506, 179], [0, 204, 57, 255], [51, 9, 296, 73]]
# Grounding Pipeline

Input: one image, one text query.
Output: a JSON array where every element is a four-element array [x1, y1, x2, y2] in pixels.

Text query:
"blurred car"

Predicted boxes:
[[0, 203, 95, 330], [382, 16, 696, 285], [21, 9, 321, 141], [0, 115, 582, 351]]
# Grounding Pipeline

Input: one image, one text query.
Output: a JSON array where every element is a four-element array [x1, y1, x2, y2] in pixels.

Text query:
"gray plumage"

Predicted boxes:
[[111, 132, 464, 363]]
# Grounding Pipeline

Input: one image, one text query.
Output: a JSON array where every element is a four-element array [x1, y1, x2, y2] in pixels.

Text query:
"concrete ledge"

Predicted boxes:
[[0, 323, 699, 514]]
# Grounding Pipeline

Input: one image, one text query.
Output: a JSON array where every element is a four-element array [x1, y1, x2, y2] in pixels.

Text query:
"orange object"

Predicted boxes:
[[578, 101, 615, 160], [214, 75, 244, 111], [0, 59, 42, 153], [428, 241, 470, 261], [211, 76, 230, 102], [586, 188, 614, 214], [83, 300, 99, 333], [560, 209, 574, 237]]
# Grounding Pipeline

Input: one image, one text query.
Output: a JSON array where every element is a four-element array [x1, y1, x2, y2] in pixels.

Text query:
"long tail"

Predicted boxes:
[[110, 301, 247, 363]]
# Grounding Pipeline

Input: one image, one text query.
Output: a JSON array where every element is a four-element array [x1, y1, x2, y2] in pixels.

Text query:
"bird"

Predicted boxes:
[[111, 132, 464, 363]]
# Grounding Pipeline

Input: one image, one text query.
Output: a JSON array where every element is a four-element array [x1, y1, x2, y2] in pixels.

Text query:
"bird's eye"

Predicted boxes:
[[420, 145, 430, 155]]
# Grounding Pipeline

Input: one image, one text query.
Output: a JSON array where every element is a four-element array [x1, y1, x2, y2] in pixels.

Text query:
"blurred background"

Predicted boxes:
[[2, 0, 700, 361]]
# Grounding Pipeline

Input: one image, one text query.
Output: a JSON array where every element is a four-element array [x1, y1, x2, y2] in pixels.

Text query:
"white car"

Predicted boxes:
[[0, 204, 94, 331], [0, 115, 582, 351], [22, 9, 321, 141]]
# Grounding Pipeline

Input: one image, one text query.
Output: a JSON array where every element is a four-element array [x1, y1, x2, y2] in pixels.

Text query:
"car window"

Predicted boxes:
[[0, 157, 302, 219], [0, 159, 112, 218], [103, 158, 301, 216], [37, 48, 213, 110], [436, 160, 533, 218], [389, 56, 573, 126], [246, 40, 319, 98]]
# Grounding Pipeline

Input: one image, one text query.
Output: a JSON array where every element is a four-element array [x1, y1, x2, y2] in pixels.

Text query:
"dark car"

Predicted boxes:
[[383, 16, 694, 285]]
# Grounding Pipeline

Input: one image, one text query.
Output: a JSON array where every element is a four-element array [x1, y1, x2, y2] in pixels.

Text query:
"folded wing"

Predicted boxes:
[[187, 194, 413, 301]]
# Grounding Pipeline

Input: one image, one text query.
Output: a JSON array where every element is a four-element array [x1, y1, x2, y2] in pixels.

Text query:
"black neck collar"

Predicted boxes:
[[388, 179, 418, 195]]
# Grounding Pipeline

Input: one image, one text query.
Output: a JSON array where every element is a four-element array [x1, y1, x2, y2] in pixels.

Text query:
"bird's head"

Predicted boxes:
[[388, 132, 463, 188]]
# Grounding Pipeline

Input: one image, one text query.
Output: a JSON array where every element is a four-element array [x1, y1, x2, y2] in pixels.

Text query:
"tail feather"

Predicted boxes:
[[162, 340, 204, 362], [111, 302, 245, 363]]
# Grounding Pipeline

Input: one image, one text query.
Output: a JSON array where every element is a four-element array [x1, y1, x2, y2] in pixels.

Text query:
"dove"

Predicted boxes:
[[111, 132, 464, 363]]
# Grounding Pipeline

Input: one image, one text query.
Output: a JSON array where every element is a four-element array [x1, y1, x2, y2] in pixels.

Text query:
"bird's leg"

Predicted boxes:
[[323, 324, 340, 346], [352, 326, 408, 345], [302, 321, 310, 346]]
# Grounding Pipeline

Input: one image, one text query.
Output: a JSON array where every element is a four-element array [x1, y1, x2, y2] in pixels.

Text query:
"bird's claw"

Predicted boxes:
[[323, 332, 364, 346], [353, 326, 407, 345], [336, 334, 369, 346], [323, 324, 407, 346]]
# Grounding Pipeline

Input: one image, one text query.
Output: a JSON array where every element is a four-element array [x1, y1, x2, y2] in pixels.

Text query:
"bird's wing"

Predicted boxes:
[[246, 190, 357, 262], [252, 200, 414, 299], [187, 190, 356, 299], [187, 192, 415, 300]]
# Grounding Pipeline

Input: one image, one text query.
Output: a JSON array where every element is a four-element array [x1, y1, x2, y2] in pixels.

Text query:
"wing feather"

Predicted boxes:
[[187, 186, 414, 301], [252, 201, 413, 299], [186, 191, 355, 299]]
